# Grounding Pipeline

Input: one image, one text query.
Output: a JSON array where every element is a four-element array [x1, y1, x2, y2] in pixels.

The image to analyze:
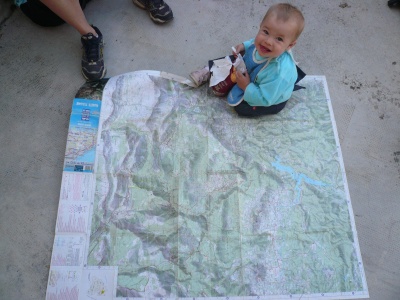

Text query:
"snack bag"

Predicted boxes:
[[210, 51, 246, 97]]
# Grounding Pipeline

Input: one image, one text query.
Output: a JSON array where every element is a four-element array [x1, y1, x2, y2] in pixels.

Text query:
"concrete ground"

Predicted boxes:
[[0, 0, 399, 299]]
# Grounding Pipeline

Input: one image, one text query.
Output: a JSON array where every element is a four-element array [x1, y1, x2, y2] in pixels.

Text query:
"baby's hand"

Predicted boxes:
[[232, 44, 245, 57], [235, 69, 250, 91]]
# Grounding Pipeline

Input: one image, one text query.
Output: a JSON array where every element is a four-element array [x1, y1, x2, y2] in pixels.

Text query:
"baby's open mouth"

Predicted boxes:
[[260, 45, 271, 53]]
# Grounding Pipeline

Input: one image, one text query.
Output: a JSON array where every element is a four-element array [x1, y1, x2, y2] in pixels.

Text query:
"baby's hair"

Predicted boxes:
[[263, 3, 305, 40]]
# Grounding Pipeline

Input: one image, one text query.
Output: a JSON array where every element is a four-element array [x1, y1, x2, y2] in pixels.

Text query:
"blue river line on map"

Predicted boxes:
[[271, 156, 328, 204]]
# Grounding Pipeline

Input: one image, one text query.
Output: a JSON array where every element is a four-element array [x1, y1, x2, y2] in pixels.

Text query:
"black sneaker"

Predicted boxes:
[[81, 26, 106, 81], [132, 0, 173, 24]]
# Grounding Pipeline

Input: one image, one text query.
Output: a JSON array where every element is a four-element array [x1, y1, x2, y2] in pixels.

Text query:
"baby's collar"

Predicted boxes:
[[253, 49, 270, 63]]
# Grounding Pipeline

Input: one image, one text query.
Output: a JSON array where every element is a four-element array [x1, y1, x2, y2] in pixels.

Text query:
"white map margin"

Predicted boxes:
[[319, 75, 369, 299]]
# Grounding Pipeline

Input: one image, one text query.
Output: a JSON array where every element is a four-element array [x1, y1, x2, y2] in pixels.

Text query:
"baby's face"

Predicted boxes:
[[255, 15, 298, 58]]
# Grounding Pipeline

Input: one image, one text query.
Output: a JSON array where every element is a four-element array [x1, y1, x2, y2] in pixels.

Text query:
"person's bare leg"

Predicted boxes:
[[40, 0, 105, 80], [40, 0, 96, 35]]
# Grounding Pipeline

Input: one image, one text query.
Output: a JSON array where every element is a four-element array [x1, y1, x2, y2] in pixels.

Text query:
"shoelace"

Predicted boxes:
[[149, 0, 165, 8], [84, 35, 100, 62]]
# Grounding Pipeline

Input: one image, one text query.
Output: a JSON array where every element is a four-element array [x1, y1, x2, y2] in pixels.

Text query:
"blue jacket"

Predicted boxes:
[[228, 39, 297, 107]]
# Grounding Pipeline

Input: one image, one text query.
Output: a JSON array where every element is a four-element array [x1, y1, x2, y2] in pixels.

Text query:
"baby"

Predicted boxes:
[[228, 3, 305, 117]]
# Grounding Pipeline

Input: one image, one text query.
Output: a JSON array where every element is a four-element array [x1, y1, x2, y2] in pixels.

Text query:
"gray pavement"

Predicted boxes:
[[0, 0, 399, 299]]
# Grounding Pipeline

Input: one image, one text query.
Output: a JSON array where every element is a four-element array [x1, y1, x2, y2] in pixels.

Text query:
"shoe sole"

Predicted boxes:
[[149, 14, 173, 24], [132, 0, 173, 24]]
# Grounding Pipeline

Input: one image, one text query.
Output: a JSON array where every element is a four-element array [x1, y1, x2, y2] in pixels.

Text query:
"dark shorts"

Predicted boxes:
[[20, 0, 90, 27], [234, 100, 287, 117]]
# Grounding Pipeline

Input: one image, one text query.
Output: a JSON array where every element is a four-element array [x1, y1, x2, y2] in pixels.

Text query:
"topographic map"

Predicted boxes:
[[76, 71, 369, 299]]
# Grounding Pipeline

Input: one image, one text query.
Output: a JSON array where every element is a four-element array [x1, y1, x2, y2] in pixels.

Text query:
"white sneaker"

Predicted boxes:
[[189, 66, 210, 87]]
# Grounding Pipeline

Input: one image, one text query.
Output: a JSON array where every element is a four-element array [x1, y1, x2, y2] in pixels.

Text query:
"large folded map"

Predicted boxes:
[[46, 72, 369, 300]]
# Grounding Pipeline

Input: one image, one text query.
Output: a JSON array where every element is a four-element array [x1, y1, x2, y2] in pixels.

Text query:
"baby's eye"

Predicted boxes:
[[277, 37, 284, 42], [263, 29, 269, 35]]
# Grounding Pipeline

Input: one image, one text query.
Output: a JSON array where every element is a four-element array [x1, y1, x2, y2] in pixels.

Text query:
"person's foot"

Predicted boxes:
[[132, 0, 173, 24], [81, 26, 106, 81]]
